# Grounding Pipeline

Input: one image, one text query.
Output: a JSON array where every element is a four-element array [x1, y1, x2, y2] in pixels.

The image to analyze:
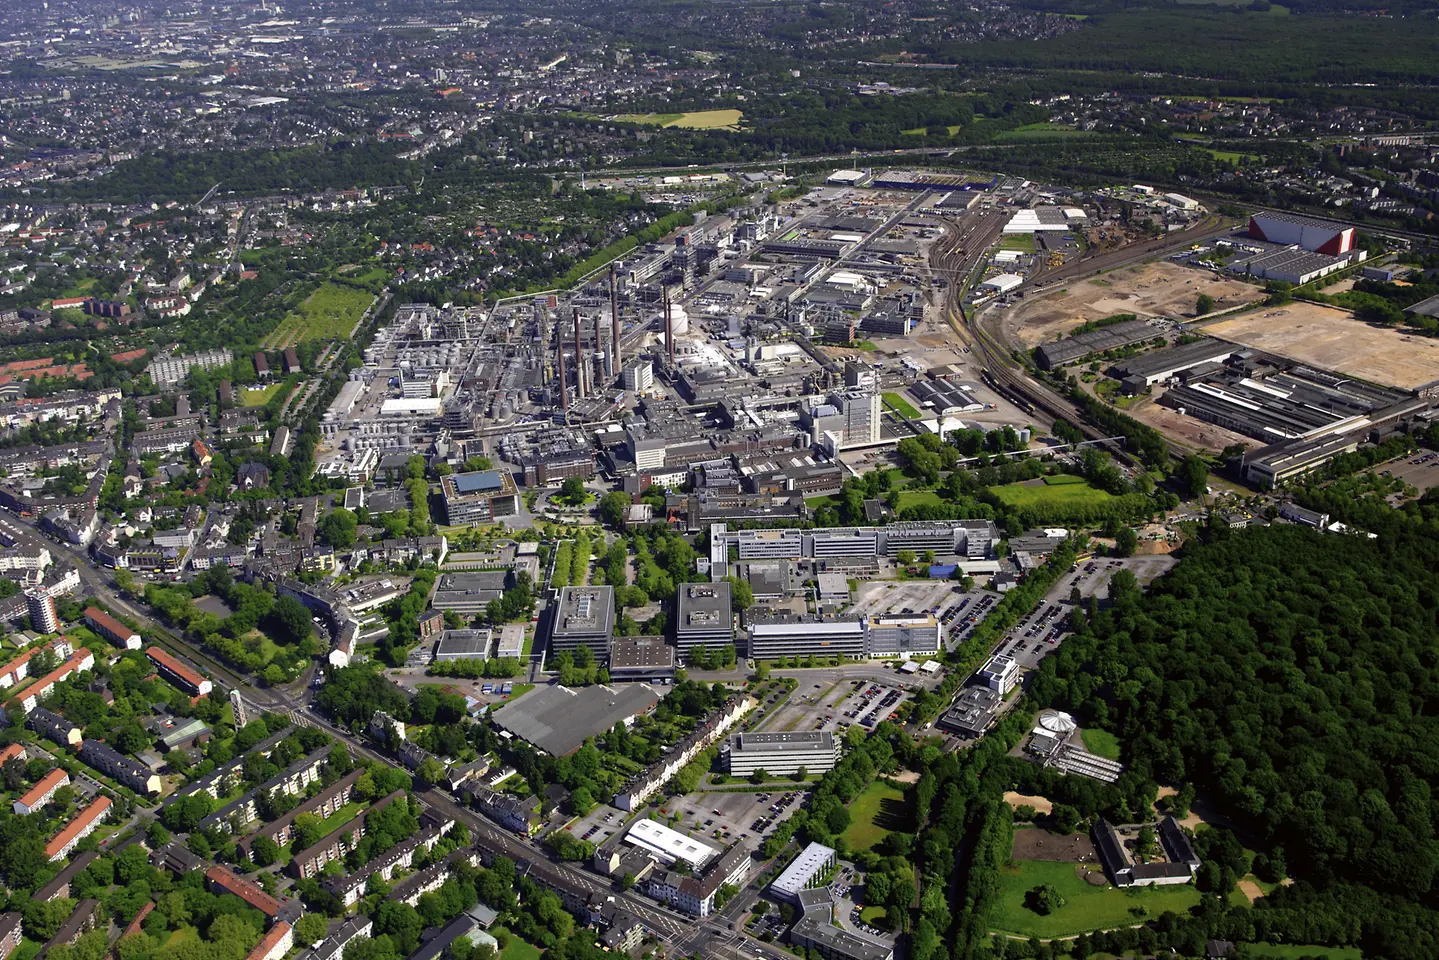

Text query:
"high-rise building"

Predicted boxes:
[[674, 583, 733, 656], [26, 591, 59, 634]]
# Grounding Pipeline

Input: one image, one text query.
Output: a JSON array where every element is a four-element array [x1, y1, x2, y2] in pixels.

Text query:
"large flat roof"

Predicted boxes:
[[734, 731, 836, 755], [491, 682, 660, 755], [450, 470, 505, 495], [625, 818, 719, 870], [552, 586, 615, 639], [771, 841, 835, 897]]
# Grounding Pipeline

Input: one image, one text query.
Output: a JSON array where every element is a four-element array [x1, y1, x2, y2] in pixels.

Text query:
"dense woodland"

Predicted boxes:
[[1024, 523, 1439, 956]]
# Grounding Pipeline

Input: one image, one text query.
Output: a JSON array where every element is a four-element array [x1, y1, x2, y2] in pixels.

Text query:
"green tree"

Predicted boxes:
[[1113, 527, 1138, 557], [293, 914, 329, 946], [558, 476, 587, 506], [1195, 293, 1214, 315], [270, 594, 314, 644]]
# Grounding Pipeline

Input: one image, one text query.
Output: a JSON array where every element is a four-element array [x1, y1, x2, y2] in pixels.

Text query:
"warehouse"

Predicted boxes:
[[491, 682, 660, 756], [978, 274, 1023, 295], [1003, 207, 1070, 233], [1227, 246, 1352, 285], [1248, 212, 1355, 255], [1034, 319, 1158, 369], [725, 731, 842, 777], [1108, 339, 1238, 388]]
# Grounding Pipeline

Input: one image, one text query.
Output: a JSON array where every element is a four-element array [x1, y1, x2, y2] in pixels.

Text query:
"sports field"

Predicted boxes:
[[840, 780, 909, 852], [992, 476, 1114, 509], [264, 282, 374, 348], [991, 859, 1202, 938], [612, 109, 744, 130]]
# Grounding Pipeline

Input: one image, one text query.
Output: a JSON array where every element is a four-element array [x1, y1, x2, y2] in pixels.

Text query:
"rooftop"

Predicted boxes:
[[625, 818, 719, 870], [491, 682, 660, 756], [733, 731, 836, 755]]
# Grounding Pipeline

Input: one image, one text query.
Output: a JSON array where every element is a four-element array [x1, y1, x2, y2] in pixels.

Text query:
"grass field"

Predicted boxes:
[[992, 860, 1202, 938], [240, 383, 284, 407], [997, 123, 1094, 141], [1082, 728, 1122, 760], [998, 234, 1037, 253], [265, 282, 373, 348], [859, 905, 888, 926], [841, 780, 909, 852], [319, 800, 365, 832], [1246, 945, 1360, 959], [491, 928, 543, 960], [992, 477, 1115, 509], [612, 109, 743, 130], [883, 392, 920, 419], [895, 490, 944, 511]]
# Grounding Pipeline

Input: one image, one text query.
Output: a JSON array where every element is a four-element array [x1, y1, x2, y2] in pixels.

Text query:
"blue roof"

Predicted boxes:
[[452, 470, 504, 494]]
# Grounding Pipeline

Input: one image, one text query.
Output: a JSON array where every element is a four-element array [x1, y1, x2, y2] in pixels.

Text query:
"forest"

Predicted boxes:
[[1024, 523, 1439, 955]]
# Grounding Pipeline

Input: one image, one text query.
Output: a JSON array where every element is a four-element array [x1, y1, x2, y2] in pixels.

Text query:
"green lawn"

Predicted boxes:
[[165, 927, 201, 950], [998, 233, 1037, 253], [491, 927, 543, 960], [805, 495, 839, 511], [1246, 946, 1361, 960], [991, 860, 1202, 938], [859, 905, 888, 926], [996, 123, 1094, 141], [1042, 473, 1088, 485], [265, 282, 374, 348], [882, 392, 920, 419], [319, 800, 366, 832], [841, 780, 909, 852], [895, 490, 944, 511], [240, 382, 284, 407], [992, 478, 1115, 510], [1082, 728, 1122, 761]]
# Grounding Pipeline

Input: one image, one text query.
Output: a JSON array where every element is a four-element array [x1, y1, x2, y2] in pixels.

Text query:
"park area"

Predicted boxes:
[[990, 859, 1202, 939], [1001, 261, 1260, 348], [263, 281, 373, 348], [1204, 302, 1439, 391], [991, 474, 1114, 510], [610, 109, 744, 130], [240, 382, 285, 407], [841, 780, 911, 852]]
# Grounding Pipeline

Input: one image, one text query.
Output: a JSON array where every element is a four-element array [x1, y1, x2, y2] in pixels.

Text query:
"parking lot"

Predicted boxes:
[[942, 590, 998, 650], [656, 787, 809, 850], [755, 666, 936, 739], [1382, 451, 1439, 492], [849, 579, 964, 620], [563, 801, 625, 848], [833, 679, 910, 730]]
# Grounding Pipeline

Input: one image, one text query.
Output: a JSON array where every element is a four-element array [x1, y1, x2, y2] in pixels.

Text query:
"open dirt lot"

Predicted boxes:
[[1205, 303, 1439, 390], [1004, 262, 1261, 347], [1011, 826, 1098, 863], [1125, 390, 1255, 453]]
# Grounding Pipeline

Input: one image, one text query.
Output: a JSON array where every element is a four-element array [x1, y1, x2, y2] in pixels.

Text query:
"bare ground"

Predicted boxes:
[[1003, 262, 1261, 348], [1205, 302, 1439, 391], [1012, 826, 1098, 863], [1005, 791, 1054, 815], [1125, 389, 1255, 453]]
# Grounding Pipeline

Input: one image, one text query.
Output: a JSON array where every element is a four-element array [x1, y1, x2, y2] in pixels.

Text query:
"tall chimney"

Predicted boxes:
[[557, 342, 569, 414], [609, 263, 621, 376], [594, 312, 605, 381], [573, 308, 586, 399], [664, 292, 674, 366]]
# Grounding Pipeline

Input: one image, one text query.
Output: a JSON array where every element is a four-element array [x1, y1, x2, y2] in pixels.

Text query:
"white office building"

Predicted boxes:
[[769, 843, 837, 903], [747, 614, 866, 660], [866, 615, 942, 658], [977, 654, 1020, 695], [724, 731, 842, 778]]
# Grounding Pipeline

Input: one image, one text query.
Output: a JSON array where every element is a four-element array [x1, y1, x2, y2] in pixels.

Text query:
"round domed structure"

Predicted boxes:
[[1037, 710, 1077, 735]]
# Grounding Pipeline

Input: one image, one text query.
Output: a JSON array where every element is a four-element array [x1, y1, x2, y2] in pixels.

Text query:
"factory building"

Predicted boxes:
[[1034, 319, 1157, 370], [1108, 340, 1238, 388], [724, 731, 842, 778], [1248, 212, 1355, 255]]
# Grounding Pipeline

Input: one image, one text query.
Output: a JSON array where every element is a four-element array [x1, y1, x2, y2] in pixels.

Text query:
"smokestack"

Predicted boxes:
[[665, 292, 674, 366], [558, 342, 569, 413], [609, 263, 621, 376], [573, 308, 586, 399], [594, 312, 605, 381]]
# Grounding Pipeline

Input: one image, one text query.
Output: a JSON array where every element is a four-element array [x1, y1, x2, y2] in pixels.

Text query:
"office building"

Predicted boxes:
[[439, 470, 520, 525], [674, 582, 733, 656], [769, 842, 836, 902], [724, 731, 841, 778], [977, 655, 1020, 695], [866, 615, 941, 658], [548, 586, 614, 661], [938, 686, 1001, 738], [622, 362, 654, 392], [433, 629, 492, 661], [746, 613, 866, 661]]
